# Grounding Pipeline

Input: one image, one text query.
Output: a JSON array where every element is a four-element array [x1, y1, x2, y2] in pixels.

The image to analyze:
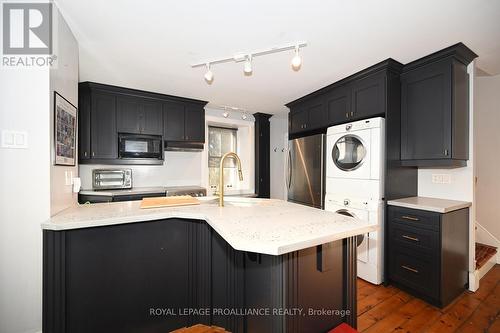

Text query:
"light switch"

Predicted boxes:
[[1, 130, 28, 149]]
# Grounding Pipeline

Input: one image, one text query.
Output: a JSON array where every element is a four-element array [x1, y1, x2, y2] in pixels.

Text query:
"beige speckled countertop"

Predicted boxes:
[[42, 196, 377, 256], [387, 196, 471, 213]]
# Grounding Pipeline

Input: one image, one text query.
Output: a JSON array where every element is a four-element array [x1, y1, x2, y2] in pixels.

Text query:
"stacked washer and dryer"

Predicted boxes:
[[325, 117, 385, 285]]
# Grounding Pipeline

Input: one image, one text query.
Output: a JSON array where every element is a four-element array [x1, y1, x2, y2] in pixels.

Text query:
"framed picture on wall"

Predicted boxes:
[[54, 92, 77, 166]]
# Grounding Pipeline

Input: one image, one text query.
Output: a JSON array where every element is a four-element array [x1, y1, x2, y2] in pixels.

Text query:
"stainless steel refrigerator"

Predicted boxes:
[[286, 133, 325, 209]]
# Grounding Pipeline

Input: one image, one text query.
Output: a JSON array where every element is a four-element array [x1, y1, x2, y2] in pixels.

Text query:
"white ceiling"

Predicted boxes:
[[56, 0, 500, 114]]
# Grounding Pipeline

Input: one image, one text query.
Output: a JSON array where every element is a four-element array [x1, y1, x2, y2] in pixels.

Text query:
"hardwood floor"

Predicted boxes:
[[357, 265, 500, 333]]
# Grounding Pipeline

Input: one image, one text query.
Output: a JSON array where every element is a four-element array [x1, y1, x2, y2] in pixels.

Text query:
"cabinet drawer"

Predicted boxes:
[[388, 206, 440, 231], [389, 248, 439, 299], [389, 221, 439, 254]]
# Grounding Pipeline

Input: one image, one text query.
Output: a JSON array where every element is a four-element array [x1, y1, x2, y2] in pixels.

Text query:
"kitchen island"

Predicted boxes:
[[42, 197, 376, 333]]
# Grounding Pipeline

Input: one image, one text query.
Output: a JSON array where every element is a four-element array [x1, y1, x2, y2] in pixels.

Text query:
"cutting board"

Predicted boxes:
[[140, 195, 200, 209]]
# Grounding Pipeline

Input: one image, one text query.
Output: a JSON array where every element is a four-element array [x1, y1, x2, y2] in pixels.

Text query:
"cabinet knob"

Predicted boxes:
[[444, 149, 449, 156], [84, 151, 87, 157], [92, 152, 95, 157], [345, 112, 349, 118], [350, 111, 354, 117]]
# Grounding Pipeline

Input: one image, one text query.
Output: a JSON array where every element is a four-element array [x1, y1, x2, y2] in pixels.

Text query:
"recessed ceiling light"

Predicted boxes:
[[291, 46, 302, 71], [204, 63, 214, 83]]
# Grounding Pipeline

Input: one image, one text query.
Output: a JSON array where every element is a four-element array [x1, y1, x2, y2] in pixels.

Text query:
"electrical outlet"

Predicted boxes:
[[432, 174, 451, 184]]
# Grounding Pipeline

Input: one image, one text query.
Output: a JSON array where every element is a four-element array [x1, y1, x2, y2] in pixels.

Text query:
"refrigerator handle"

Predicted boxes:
[[286, 149, 292, 189]]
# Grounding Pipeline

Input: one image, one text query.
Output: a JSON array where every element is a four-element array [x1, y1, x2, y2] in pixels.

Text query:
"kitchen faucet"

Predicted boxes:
[[218, 152, 243, 207]]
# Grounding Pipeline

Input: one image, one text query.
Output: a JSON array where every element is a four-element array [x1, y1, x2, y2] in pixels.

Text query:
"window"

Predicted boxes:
[[208, 126, 238, 191]]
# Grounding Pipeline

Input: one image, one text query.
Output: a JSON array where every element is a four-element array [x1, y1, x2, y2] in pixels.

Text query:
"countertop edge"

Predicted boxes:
[[41, 206, 378, 256], [387, 200, 472, 213]]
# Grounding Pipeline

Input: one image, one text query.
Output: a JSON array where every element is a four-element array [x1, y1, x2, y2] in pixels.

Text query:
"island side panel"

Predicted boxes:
[[43, 218, 212, 333], [284, 241, 346, 333], [211, 230, 245, 332]]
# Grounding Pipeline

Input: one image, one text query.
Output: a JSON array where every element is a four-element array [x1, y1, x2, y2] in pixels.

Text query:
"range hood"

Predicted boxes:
[[164, 141, 204, 152]]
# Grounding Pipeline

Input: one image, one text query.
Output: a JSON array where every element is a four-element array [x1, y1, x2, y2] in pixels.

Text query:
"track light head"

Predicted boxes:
[[204, 63, 214, 84], [291, 46, 302, 71], [244, 55, 252, 75]]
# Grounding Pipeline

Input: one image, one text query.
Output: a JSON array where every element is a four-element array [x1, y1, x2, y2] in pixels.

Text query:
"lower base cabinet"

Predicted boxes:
[[43, 219, 357, 333], [387, 206, 469, 307]]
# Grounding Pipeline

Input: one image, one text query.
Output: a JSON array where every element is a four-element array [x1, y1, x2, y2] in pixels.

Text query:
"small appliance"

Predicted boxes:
[[118, 133, 163, 160], [92, 168, 132, 190]]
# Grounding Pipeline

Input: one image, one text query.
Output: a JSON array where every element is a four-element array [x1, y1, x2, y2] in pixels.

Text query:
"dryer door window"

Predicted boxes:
[[336, 209, 365, 246], [332, 135, 366, 171]]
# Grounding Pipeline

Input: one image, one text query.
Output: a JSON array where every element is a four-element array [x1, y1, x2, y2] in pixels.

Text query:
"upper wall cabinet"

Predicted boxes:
[[78, 82, 207, 164], [116, 96, 163, 135], [400, 43, 477, 167], [163, 101, 205, 149], [286, 59, 402, 138]]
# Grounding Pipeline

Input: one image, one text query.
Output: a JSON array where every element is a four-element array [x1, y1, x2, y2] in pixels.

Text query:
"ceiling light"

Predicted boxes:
[[291, 46, 302, 71], [222, 111, 229, 118], [191, 41, 307, 80], [204, 63, 214, 83], [244, 55, 252, 75], [241, 113, 248, 120]]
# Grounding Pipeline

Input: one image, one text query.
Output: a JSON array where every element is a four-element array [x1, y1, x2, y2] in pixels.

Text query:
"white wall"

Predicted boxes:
[[0, 6, 78, 332], [79, 151, 204, 189], [0, 65, 49, 333], [474, 74, 500, 245], [270, 114, 288, 199], [79, 108, 256, 195], [50, 7, 80, 215]]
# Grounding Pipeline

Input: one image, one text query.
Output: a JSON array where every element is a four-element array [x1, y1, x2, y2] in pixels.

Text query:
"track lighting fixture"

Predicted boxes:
[[291, 45, 302, 71], [204, 63, 214, 83], [241, 112, 248, 120], [243, 55, 252, 75], [192, 41, 307, 84]]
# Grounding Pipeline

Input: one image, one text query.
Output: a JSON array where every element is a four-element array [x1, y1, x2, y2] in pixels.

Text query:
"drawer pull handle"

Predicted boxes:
[[401, 265, 419, 274], [401, 215, 419, 221], [402, 235, 419, 242]]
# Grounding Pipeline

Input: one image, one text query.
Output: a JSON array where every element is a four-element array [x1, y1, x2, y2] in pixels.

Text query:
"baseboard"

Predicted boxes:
[[478, 256, 497, 281], [468, 270, 479, 292]]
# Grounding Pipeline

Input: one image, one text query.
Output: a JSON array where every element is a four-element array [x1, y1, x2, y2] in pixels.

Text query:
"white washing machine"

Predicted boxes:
[[325, 194, 384, 285], [326, 117, 385, 182]]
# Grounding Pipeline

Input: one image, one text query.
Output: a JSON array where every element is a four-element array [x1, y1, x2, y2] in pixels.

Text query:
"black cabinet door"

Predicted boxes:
[[306, 98, 326, 130], [184, 104, 205, 142], [90, 92, 117, 159], [141, 99, 163, 135], [78, 93, 91, 160], [289, 108, 308, 134], [351, 72, 386, 120], [116, 96, 141, 134], [401, 59, 452, 160], [325, 85, 351, 126], [163, 101, 185, 141]]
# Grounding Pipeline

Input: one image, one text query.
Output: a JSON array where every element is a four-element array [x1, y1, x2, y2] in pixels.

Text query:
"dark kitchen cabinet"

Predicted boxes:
[[289, 108, 308, 134], [288, 98, 325, 135], [163, 102, 205, 143], [255, 113, 272, 198], [351, 71, 386, 120], [386, 205, 469, 308], [184, 104, 205, 142], [90, 92, 117, 159], [287, 59, 402, 137], [78, 82, 207, 164], [163, 101, 185, 141], [325, 84, 351, 125], [400, 43, 477, 167], [117, 96, 163, 135]]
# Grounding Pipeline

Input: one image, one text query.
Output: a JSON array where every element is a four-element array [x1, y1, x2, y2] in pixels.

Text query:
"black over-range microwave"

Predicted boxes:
[[118, 133, 163, 160]]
